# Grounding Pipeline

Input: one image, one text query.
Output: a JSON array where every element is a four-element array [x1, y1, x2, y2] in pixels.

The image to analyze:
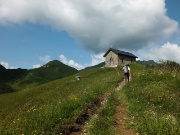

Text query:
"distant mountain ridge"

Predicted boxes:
[[2, 59, 157, 93], [0, 64, 6, 70], [82, 62, 105, 70], [25, 60, 78, 84], [82, 60, 157, 71], [0, 60, 78, 93], [0, 66, 27, 82], [136, 60, 156, 65]]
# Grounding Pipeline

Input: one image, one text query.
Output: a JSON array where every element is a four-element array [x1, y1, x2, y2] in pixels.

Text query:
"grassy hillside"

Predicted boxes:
[[0, 67, 27, 82], [0, 60, 78, 91], [0, 82, 16, 94], [122, 61, 180, 135], [0, 67, 122, 135], [0, 66, 27, 93], [0, 62, 179, 135], [16, 60, 78, 87], [88, 63, 146, 135]]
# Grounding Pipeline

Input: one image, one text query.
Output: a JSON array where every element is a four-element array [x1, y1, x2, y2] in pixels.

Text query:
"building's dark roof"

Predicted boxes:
[[103, 48, 138, 58]]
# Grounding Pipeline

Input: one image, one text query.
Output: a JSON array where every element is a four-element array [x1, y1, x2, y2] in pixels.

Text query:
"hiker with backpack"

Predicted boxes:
[[123, 64, 130, 83]]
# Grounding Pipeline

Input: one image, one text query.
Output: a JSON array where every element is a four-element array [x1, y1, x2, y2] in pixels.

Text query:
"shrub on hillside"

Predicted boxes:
[[0, 82, 16, 94], [158, 60, 180, 70]]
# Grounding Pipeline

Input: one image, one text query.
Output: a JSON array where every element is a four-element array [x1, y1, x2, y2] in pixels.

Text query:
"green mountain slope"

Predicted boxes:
[[121, 61, 180, 135], [0, 60, 79, 91], [0, 82, 16, 94], [0, 66, 27, 82], [0, 66, 122, 134], [82, 62, 105, 70], [0, 62, 179, 134], [19, 60, 78, 85]]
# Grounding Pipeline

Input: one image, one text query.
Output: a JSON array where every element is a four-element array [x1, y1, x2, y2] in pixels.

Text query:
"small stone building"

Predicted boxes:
[[103, 48, 138, 67]]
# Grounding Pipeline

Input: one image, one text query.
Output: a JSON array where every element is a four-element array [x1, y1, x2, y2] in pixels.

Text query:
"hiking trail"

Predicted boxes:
[[114, 77, 136, 135], [65, 77, 135, 135]]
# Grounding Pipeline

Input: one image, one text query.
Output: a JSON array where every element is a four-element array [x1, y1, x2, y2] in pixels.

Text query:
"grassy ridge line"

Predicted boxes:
[[0, 67, 121, 135], [11, 60, 79, 90], [0, 60, 78, 92], [122, 62, 180, 135]]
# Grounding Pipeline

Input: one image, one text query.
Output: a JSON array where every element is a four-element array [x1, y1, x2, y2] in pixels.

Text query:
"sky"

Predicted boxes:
[[0, 0, 180, 70]]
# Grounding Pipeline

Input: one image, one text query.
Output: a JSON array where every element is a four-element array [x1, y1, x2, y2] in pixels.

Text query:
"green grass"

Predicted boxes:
[[89, 91, 120, 135], [1, 60, 78, 91], [0, 82, 16, 94], [88, 62, 142, 135], [0, 67, 121, 135], [1, 62, 179, 135], [122, 62, 180, 135]]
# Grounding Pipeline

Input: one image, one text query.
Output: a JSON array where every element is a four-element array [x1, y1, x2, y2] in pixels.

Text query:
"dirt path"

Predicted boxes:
[[65, 77, 135, 135], [70, 94, 110, 135], [114, 104, 135, 135], [114, 78, 136, 135]]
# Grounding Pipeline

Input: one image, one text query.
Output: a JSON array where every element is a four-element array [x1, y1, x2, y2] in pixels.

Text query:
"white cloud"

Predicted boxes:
[[89, 53, 105, 66], [137, 42, 180, 63], [68, 60, 84, 70], [59, 54, 84, 70], [59, 55, 68, 64], [59, 54, 105, 70], [0, 61, 9, 69], [40, 55, 51, 63], [0, 61, 17, 69], [33, 64, 41, 68], [9, 66, 17, 69], [0, 0, 178, 53], [34, 55, 51, 68]]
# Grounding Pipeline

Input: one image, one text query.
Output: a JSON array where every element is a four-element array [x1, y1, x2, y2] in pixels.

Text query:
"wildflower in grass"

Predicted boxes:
[[69, 95, 78, 101], [144, 110, 157, 119], [163, 114, 177, 125], [27, 110, 30, 113]]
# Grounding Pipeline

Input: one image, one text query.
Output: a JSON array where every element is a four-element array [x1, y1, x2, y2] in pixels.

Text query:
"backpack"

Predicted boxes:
[[126, 66, 129, 74], [123, 66, 129, 73]]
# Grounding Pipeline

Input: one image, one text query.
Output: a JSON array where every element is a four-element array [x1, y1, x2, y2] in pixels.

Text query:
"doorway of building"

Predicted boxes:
[[110, 57, 113, 66]]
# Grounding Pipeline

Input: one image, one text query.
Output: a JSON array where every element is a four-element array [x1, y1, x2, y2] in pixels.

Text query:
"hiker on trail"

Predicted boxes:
[[123, 64, 130, 83]]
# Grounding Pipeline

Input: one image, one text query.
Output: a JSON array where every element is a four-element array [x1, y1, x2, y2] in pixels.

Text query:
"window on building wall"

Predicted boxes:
[[110, 57, 113, 66]]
